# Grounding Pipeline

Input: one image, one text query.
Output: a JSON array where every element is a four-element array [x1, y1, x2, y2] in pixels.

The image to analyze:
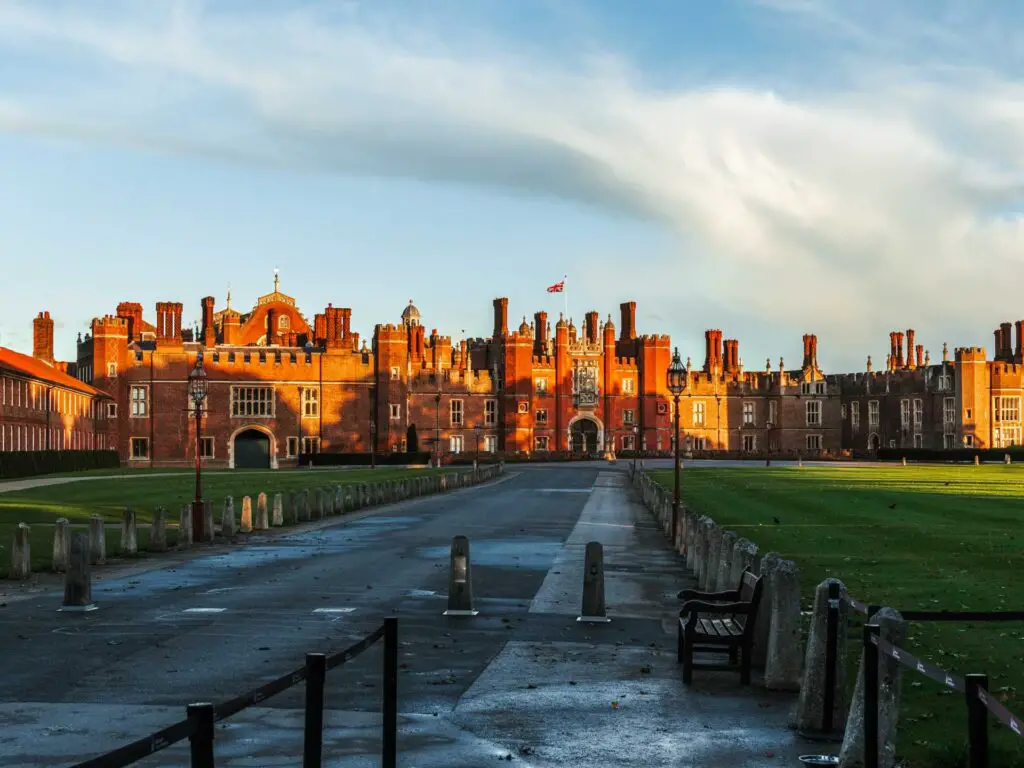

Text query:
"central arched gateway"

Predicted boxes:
[[568, 415, 602, 455], [231, 426, 275, 469]]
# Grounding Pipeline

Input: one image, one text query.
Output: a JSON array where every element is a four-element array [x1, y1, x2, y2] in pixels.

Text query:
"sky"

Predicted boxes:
[[1, 0, 1023, 371]]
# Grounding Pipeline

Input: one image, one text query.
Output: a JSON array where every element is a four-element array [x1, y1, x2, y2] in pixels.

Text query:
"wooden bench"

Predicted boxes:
[[677, 569, 764, 685]]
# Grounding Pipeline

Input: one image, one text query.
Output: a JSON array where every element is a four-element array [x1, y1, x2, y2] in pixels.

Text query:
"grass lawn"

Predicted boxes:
[[650, 464, 1024, 767], [0, 467, 434, 578]]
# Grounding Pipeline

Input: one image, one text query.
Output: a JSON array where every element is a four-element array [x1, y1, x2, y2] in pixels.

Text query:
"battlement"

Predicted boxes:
[[92, 315, 128, 334], [956, 346, 987, 362], [614, 357, 637, 367], [638, 334, 671, 345]]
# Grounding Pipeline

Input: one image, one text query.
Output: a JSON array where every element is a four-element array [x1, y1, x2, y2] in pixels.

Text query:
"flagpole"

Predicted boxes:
[[563, 274, 568, 321]]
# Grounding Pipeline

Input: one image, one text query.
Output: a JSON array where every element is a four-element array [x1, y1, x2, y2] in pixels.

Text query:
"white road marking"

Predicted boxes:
[[182, 608, 226, 614], [203, 587, 236, 594], [312, 607, 356, 614], [534, 489, 592, 493]]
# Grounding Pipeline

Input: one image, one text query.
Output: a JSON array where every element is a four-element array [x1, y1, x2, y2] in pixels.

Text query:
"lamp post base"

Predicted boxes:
[[191, 500, 206, 543]]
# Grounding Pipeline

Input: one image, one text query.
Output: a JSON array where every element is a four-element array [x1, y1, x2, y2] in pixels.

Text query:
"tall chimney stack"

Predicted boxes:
[[619, 301, 637, 341], [493, 297, 508, 339], [32, 311, 54, 364]]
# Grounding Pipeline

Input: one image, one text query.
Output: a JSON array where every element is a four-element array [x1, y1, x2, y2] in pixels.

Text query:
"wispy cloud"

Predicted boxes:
[[1, 0, 1023, 365]]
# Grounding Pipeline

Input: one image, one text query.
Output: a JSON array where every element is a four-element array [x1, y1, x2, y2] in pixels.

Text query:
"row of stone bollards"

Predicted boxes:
[[628, 464, 907, 767], [11, 465, 507, 583], [441, 535, 610, 623]]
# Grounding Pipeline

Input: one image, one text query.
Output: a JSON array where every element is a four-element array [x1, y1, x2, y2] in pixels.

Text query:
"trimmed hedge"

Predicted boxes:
[[877, 447, 1024, 463], [301, 451, 431, 466], [0, 450, 120, 480]]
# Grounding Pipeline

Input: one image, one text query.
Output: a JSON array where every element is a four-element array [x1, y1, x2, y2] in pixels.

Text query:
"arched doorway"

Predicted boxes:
[[570, 417, 600, 455], [868, 433, 880, 452], [407, 424, 419, 453], [234, 428, 271, 469]]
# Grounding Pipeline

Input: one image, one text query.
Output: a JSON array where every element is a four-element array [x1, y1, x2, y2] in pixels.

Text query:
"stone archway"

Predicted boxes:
[[229, 425, 278, 469], [868, 433, 880, 452], [568, 415, 603, 455]]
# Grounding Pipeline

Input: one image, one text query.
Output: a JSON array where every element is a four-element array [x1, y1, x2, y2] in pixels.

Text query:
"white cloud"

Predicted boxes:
[[1, 0, 1023, 368]]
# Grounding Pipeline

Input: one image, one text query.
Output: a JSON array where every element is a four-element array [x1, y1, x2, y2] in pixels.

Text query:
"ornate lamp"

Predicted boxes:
[[188, 353, 209, 541], [666, 347, 686, 547]]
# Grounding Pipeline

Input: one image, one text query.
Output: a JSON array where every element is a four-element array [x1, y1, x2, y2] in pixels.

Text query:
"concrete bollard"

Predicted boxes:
[[89, 515, 106, 565], [838, 607, 908, 768], [202, 500, 215, 543], [797, 578, 850, 736], [120, 508, 138, 556], [333, 485, 344, 514], [901, 456, 906, 466], [52, 518, 71, 572], [240, 496, 253, 533], [703, 525, 723, 591], [149, 508, 168, 552], [272, 493, 284, 526], [302, 489, 312, 521], [9, 523, 31, 579], [1005, 453, 1012, 465], [715, 530, 738, 591], [685, 511, 698, 571], [443, 535, 478, 616], [318, 488, 328, 519], [577, 541, 611, 623], [179, 504, 193, 548], [798, 457, 803, 468], [222, 497, 237, 538], [752, 552, 782, 667], [729, 538, 759, 588], [60, 533, 97, 612], [764, 558, 803, 691], [255, 493, 269, 530], [694, 517, 710, 583], [974, 454, 980, 466]]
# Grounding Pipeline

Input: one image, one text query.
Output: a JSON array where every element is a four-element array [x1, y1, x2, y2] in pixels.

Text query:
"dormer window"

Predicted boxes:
[[279, 315, 290, 330]]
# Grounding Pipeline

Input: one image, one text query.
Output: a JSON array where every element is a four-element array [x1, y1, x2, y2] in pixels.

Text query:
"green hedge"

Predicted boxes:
[[301, 451, 432, 466], [877, 447, 1024, 463], [0, 450, 120, 480]]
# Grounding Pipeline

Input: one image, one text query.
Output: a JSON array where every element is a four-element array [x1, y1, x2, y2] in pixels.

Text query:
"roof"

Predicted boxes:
[[0, 347, 112, 399]]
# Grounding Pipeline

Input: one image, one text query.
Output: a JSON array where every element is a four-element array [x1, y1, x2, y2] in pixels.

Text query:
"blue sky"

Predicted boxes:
[[1, 0, 1023, 369]]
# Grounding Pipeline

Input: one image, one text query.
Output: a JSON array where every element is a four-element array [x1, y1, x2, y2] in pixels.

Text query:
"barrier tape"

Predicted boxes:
[[69, 717, 195, 768], [214, 666, 309, 721], [976, 687, 1024, 740], [847, 596, 870, 615], [326, 623, 386, 671]]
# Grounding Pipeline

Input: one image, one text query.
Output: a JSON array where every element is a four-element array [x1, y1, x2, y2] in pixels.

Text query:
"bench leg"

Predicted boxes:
[[728, 647, 739, 666], [682, 636, 694, 685], [677, 623, 684, 663]]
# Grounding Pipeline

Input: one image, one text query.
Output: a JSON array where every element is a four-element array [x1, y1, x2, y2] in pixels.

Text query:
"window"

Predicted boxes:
[[742, 401, 755, 426], [279, 315, 290, 329], [623, 409, 635, 426], [450, 435, 464, 453], [484, 435, 497, 453], [889, 439, 897, 448], [805, 400, 821, 426], [390, 366, 400, 380], [768, 400, 778, 426], [692, 436, 706, 450], [536, 409, 549, 425], [966, 408, 973, 420], [622, 378, 634, 394], [913, 399, 923, 428], [900, 400, 910, 429], [938, 374, 952, 392], [302, 388, 319, 418], [390, 403, 401, 421], [868, 401, 879, 427], [200, 437, 215, 458], [484, 399, 497, 426], [107, 402, 118, 419], [742, 434, 756, 452], [623, 435, 636, 450], [130, 386, 148, 417], [939, 432, 953, 449], [851, 402, 860, 429], [913, 434, 923, 448], [450, 399, 463, 426], [130, 437, 149, 459], [806, 434, 822, 450], [534, 435, 549, 451], [996, 396, 1021, 422], [817, 382, 826, 395], [231, 386, 274, 417], [964, 435, 974, 447], [287, 437, 299, 457], [301, 436, 321, 454], [535, 378, 547, 394], [801, 382, 812, 395], [943, 398, 956, 425], [841, 404, 847, 419], [692, 401, 706, 426], [107, 362, 117, 377]]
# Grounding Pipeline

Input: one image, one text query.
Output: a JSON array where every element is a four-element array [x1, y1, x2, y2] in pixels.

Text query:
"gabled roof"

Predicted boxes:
[[0, 347, 112, 399]]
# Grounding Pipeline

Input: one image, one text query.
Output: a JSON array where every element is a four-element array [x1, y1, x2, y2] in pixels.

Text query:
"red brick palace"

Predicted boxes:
[[2, 275, 1023, 467]]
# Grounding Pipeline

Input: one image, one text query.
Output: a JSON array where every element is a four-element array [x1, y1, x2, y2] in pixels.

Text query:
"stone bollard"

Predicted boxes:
[[703, 525, 723, 591], [974, 454, 980, 466], [150, 508, 168, 552], [89, 515, 106, 565], [52, 518, 71, 572], [222, 497, 237, 538], [764, 558, 802, 691], [240, 496, 253, 533], [60, 533, 97, 612], [715, 530, 738, 591], [300, 489, 311, 521], [9, 523, 31, 579], [333, 485, 344, 514], [255, 493, 269, 531], [798, 457, 803, 468], [839, 608, 908, 768], [694, 517, 710, 583], [685, 511, 698, 571], [752, 552, 782, 667], [901, 456, 906, 466], [319, 488, 329, 518], [272, 493, 284, 526], [443, 535, 478, 616], [729, 538, 759, 587], [1006, 453, 1012, 465], [797, 578, 850, 736], [578, 541, 611, 623], [179, 504, 193, 548], [286, 491, 298, 524], [202, 500, 215, 543], [120, 508, 138, 556]]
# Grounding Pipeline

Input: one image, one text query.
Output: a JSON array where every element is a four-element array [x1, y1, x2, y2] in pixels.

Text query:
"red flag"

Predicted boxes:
[[546, 280, 565, 293]]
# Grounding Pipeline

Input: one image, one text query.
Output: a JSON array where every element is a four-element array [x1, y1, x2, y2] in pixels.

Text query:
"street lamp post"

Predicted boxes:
[[188, 353, 209, 542], [632, 424, 639, 473], [369, 420, 377, 470], [434, 392, 441, 469], [667, 347, 687, 546], [474, 423, 483, 478]]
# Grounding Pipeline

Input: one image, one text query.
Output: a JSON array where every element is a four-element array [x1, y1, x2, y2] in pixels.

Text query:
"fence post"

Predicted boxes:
[[822, 580, 840, 733], [187, 702, 215, 768], [382, 617, 399, 768], [863, 624, 880, 768], [965, 673, 989, 768], [303, 653, 327, 768]]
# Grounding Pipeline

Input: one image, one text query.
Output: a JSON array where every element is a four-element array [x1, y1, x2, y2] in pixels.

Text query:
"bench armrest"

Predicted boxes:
[[679, 600, 753, 617], [677, 588, 740, 601]]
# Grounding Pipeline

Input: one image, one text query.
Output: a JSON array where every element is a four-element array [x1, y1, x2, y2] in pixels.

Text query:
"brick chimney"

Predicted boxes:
[[916, 344, 924, 369], [585, 311, 599, 345], [116, 302, 144, 342], [894, 331, 905, 369], [905, 329, 915, 369], [994, 327, 1004, 362], [703, 329, 723, 374], [493, 297, 508, 339], [32, 311, 54, 364], [1016, 320, 1024, 363], [534, 311, 548, 356], [889, 332, 898, 371], [723, 339, 739, 375], [201, 296, 216, 347], [619, 301, 637, 341], [1001, 322, 1013, 361]]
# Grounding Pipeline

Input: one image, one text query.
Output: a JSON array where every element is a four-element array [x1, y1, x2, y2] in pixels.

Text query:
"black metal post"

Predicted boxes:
[[965, 673, 989, 768], [672, 393, 681, 543], [434, 393, 441, 469], [187, 702, 215, 768], [382, 617, 399, 768], [303, 653, 327, 768], [823, 581, 841, 734], [863, 624, 880, 768]]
